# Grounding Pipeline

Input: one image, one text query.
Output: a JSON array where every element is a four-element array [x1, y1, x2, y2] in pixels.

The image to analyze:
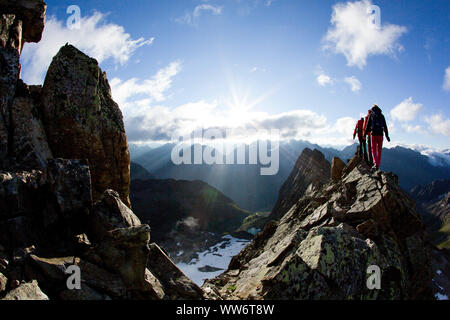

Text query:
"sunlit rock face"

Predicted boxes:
[[203, 154, 434, 300], [269, 148, 331, 221]]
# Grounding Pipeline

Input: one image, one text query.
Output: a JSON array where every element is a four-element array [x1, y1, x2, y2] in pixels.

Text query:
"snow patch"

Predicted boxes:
[[176, 235, 250, 286]]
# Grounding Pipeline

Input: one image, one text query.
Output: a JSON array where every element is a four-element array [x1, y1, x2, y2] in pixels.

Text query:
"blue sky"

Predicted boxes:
[[21, 0, 450, 149]]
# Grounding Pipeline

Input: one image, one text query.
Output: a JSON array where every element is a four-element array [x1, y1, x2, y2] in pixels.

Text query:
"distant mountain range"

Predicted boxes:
[[130, 161, 154, 181], [131, 140, 450, 212]]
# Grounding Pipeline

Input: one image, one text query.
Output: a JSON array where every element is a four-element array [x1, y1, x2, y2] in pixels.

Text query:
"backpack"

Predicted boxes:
[[371, 112, 384, 136]]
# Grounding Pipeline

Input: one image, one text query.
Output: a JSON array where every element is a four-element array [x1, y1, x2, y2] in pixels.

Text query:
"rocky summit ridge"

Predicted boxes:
[[203, 155, 434, 300]]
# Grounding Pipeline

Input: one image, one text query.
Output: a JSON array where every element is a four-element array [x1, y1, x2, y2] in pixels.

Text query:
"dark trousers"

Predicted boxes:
[[358, 137, 368, 162], [366, 135, 373, 166]]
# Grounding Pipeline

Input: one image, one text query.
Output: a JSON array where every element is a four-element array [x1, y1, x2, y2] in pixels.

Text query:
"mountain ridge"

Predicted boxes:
[[133, 142, 450, 212]]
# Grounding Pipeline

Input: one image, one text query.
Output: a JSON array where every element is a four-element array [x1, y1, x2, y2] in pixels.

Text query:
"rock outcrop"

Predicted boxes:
[[203, 154, 434, 300], [0, 0, 46, 46], [0, 0, 47, 168], [331, 157, 346, 181], [0, 0, 201, 300], [41, 44, 131, 208], [2, 280, 48, 300], [269, 148, 331, 221]]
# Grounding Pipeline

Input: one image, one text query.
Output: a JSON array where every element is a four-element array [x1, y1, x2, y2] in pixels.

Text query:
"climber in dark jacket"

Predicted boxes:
[[364, 105, 390, 170], [353, 117, 367, 162], [363, 109, 373, 166]]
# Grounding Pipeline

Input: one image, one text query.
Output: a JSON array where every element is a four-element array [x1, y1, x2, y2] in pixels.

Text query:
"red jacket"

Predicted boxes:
[[353, 119, 364, 139], [363, 113, 371, 137]]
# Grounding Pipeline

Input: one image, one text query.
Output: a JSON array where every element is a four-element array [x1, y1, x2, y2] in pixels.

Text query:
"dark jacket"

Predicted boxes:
[[364, 106, 389, 137], [363, 110, 372, 137]]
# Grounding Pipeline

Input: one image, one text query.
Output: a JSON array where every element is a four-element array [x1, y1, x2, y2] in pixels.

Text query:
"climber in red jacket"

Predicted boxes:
[[353, 117, 368, 162], [364, 105, 390, 170]]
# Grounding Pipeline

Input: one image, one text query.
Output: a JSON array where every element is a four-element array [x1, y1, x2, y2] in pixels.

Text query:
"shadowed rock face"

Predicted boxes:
[[203, 154, 433, 300], [0, 0, 46, 46], [41, 44, 131, 208], [269, 148, 331, 221], [0, 1, 46, 167], [0, 1, 204, 300]]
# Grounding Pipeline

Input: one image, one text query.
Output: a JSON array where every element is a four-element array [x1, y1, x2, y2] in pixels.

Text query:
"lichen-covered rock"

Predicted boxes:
[[41, 44, 131, 207], [204, 153, 433, 300], [2, 280, 48, 300]]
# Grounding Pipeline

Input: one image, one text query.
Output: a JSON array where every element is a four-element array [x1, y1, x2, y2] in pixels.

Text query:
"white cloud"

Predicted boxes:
[[194, 4, 223, 17], [21, 12, 154, 84], [344, 76, 362, 92], [111, 64, 353, 145], [443, 67, 450, 91], [390, 97, 423, 122], [176, 4, 223, 25], [317, 74, 334, 86], [111, 63, 357, 146], [425, 114, 450, 137], [111, 61, 182, 107], [323, 0, 407, 69], [334, 116, 357, 135], [402, 124, 425, 134]]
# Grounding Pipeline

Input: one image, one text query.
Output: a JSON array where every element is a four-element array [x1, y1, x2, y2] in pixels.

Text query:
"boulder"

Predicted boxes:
[[147, 243, 204, 300], [75, 258, 126, 298], [89, 189, 141, 241], [0, 272, 7, 293], [41, 44, 131, 207], [2, 280, 48, 300], [87, 225, 150, 291]]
